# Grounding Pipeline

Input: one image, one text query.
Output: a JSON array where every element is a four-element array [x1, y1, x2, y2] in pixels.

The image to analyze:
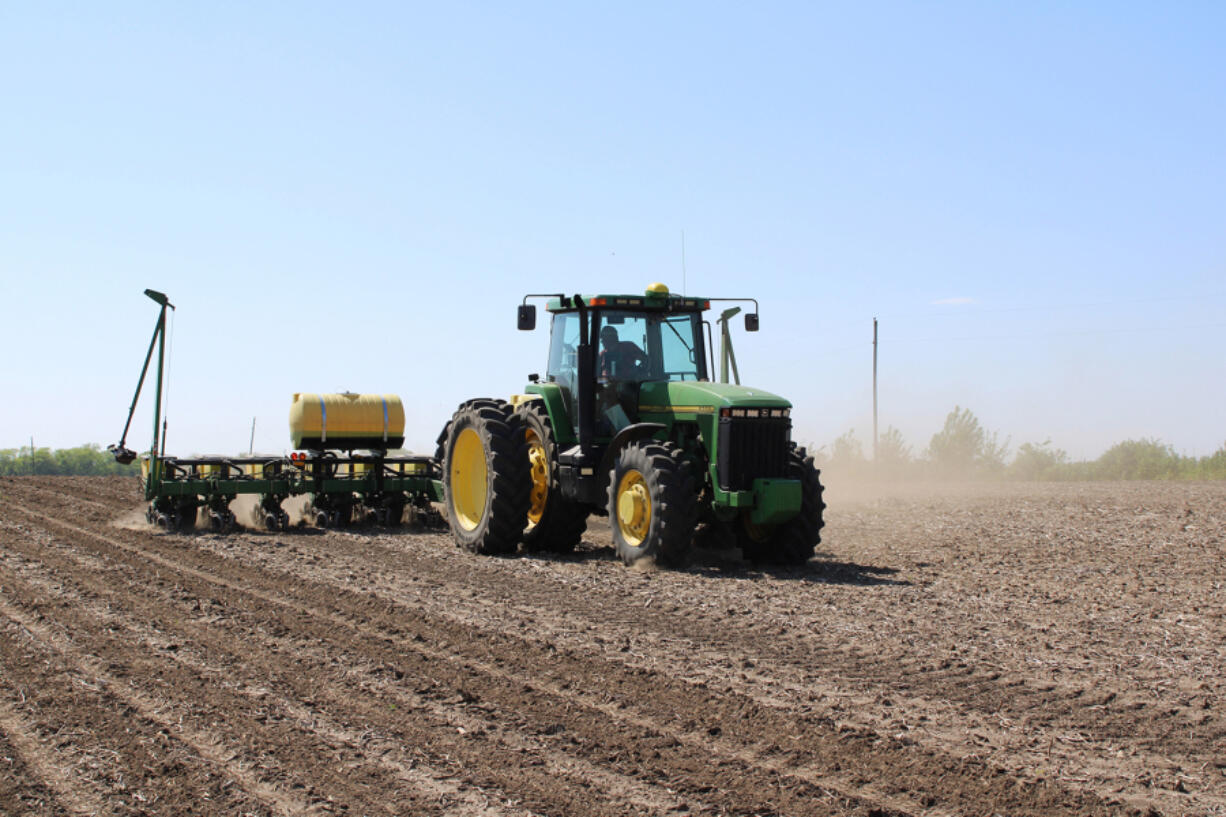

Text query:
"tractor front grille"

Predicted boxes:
[[716, 413, 791, 491]]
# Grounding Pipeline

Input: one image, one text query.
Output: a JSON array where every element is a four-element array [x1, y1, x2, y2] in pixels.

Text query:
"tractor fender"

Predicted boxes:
[[596, 422, 666, 497]]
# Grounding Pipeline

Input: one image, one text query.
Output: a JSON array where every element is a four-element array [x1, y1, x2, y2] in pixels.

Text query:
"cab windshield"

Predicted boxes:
[[595, 309, 707, 383], [546, 309, 707, 389]]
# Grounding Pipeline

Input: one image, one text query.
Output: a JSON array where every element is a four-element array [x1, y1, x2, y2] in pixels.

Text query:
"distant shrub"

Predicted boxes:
[[874, 426, 916, 477], [812, 429, 872, 478], [927, 406, 1009, 477], [1009, 440, 1069, 481], [1090, 438, 1184, 480], [830, 429, 865, 465], [1198, 442, 1226, 479]]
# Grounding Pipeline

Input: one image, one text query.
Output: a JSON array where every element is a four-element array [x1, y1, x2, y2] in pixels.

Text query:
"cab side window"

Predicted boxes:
[[659, 313, 703, 381], [547, 312, 582, 423]]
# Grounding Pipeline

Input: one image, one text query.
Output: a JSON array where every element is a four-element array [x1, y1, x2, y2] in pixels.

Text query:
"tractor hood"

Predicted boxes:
[[637, 380, 791, 414]]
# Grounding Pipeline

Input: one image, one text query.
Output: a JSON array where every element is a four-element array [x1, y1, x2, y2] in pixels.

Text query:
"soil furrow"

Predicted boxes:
[[0, 696, 94, 817], [5, 476, 1225, 816], [4, 501, 891, 816], [0, 527, 702, 817], [0, 583, 519, 817], [0, 554, 609, 817], [3, 497, 1136, 817], [171, 512, 1223, 812], [0, 613, 277, 816]]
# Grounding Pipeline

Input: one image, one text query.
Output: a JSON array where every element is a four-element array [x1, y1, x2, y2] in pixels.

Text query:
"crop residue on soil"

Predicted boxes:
[[2, 474, 1225, 816]]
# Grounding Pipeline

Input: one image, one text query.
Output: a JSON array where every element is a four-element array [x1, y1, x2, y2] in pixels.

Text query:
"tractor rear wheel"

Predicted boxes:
[[517, 401, 587, 553], [608, 440, 696, 567], [442, 399, 529, 555], [737, 445, 825, 565]]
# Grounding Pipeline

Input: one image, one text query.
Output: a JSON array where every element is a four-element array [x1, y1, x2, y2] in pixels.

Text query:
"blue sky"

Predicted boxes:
[[2, 3, 1223, 460]]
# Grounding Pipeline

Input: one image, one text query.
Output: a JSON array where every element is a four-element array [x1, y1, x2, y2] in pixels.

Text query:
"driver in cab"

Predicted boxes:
[[598, 325, 648, 381]]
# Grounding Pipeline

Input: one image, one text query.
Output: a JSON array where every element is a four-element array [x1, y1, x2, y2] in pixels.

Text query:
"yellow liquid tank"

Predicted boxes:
[[289, 393, 406, 450]]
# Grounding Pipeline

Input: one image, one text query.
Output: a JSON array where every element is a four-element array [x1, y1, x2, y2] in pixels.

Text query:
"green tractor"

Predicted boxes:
[[438, 283, 824, 566]]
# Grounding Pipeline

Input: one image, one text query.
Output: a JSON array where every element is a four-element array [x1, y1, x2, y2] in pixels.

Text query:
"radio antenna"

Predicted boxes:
[[681, 229, 687, 295]]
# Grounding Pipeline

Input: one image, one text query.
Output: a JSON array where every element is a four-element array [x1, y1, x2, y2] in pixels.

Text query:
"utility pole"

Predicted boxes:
[[872, 318, 878, 462], [29, 436, 34, 476], [249, 417, 257, 456]]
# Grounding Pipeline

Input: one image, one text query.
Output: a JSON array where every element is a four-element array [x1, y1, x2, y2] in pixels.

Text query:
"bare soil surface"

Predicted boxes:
[[1, 475, 1223, 816]]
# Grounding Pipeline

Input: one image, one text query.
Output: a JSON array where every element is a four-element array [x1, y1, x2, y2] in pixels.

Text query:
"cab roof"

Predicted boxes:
[[545, 283, 709, 313]]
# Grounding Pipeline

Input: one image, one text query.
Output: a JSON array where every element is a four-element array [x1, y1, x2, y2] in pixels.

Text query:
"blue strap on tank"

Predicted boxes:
[[382, 397, 388, 443], [319, 396, 327, 443]]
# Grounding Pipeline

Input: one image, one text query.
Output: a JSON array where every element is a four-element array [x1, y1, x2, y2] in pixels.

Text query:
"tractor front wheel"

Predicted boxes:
[[442, 399, 529, 555], [737, 445, 826, 566], [607, 441, 696, 567]]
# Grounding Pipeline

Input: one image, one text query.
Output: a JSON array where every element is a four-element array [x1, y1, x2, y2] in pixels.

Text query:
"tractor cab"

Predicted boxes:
[[542, 292, 709, 435], [514, 281, 780, 509]]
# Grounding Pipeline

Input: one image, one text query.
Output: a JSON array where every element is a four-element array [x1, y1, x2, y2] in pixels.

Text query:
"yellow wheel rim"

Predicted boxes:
[[450, 427, 487, 531], [616, 470, 651, 547], [526, 428, 548, 528]]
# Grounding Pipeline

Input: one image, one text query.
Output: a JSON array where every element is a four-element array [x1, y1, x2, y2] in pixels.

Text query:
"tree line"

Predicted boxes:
[[814, 406, 1226, 480], [0, 445, 138, 476], [4, 419, 1225, 480]]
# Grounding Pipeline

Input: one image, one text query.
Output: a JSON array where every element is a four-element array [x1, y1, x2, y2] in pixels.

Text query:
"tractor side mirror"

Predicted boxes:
[[517, 304, 536, 330], [744, 313, 759, 332]]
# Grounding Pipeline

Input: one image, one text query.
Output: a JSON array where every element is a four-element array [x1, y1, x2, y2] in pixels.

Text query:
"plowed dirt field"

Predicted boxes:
[[1, 476, 1223, 816]]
